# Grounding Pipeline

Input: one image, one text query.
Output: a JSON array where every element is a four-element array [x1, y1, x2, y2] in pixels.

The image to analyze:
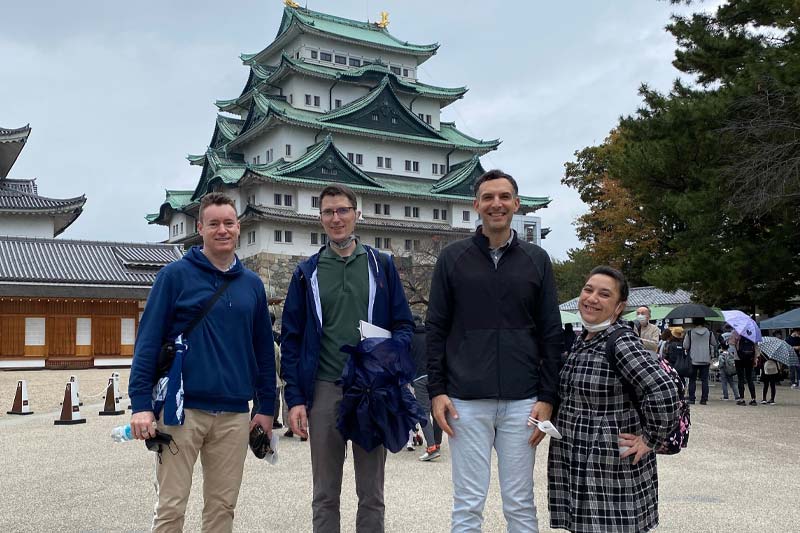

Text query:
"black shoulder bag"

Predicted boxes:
[[154, 280, 231, 380]]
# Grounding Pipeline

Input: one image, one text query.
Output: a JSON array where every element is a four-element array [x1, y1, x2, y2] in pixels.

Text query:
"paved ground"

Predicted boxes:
[[1, 368, 798, 532]]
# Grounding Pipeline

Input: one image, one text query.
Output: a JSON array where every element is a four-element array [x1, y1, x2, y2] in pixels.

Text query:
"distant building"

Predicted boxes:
[[0, 125, 181, 369], [147, 3, 551, 297]]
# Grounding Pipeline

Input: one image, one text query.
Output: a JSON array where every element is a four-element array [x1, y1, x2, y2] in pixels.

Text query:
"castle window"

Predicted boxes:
[[320, 52, 332, 62]]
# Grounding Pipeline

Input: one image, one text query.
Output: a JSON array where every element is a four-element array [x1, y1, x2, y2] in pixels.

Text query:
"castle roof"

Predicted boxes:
[[0, 125, 31, 179], [242, 6, 439, 66]]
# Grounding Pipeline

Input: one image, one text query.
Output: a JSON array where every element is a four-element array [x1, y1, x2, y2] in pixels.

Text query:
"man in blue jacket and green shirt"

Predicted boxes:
[[281, 183, 414, 533], [128, 192, 275, 532]]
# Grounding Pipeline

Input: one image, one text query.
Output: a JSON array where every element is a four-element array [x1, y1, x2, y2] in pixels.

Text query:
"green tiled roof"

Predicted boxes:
[[269, 54, 465, 100], [147, 189, 195, 225], [217, 54, 465, 115], [230, 91, 498, 152], [244, 7, 439, 66]]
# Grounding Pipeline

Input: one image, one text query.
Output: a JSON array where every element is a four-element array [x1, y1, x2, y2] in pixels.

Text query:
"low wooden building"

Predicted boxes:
[[0, 236, 182, 369], [1, 124, 182, 369]]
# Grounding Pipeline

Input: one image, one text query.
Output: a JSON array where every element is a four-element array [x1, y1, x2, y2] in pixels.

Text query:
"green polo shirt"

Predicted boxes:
[[316, 243, 370, 382]]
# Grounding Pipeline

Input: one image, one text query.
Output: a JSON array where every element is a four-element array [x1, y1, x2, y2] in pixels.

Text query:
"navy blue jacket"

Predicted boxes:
[[129, 246, 276, 416], [280, 244, 414, 411]]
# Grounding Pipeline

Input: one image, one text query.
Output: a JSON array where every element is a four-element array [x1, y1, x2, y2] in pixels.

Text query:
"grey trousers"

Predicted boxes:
[[413, 377, 436, 448], [308, 380, 387, 533]]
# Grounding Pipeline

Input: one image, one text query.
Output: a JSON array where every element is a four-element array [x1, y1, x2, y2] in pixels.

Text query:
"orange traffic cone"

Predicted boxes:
[[54, 382, 86, 425], [7, 380, 33, 415], [98, 377, 124, 416]]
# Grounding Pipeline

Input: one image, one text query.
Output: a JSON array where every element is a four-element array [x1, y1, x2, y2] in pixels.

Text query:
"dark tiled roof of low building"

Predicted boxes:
[[559, 286, 693, 312], [0, 236, 183, 286], [0, 182, 86, 212]]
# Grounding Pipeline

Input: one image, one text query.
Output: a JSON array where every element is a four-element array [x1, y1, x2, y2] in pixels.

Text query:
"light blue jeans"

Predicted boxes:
[[449, 397, 538, 533]]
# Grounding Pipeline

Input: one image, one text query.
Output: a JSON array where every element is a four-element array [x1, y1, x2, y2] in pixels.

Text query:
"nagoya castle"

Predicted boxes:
[[148, 1, 550, 296]]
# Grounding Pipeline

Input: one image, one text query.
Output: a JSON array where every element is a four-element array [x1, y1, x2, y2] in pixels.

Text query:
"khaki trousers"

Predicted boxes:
[[152, 408, 249, 533], [309, 380, 387, 533]]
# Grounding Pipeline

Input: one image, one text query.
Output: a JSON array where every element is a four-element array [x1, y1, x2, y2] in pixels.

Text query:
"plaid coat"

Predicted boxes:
[[548, 322, 679, 533]]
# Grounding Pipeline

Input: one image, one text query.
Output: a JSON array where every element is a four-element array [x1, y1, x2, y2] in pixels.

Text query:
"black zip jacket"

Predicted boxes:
[[425, 228, 563, 404]]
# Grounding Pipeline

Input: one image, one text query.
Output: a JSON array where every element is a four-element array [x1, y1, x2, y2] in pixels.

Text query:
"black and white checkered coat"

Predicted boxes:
[[548, 321, 679, 533]]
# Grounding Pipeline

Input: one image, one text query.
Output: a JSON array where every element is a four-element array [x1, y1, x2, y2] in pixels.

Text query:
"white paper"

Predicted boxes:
[[358, 320, 391, 340], [263, 432, 280, 465]]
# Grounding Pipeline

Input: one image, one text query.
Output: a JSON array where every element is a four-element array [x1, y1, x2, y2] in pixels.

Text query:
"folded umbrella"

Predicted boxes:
[[722, 310, 762, 343], [759, 336, 799, 366]]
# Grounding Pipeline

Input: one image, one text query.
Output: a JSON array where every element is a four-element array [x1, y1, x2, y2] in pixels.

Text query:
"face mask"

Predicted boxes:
[[329, 234, 356, 250], [636, 314, 648, 323], [580, 315, 615, 333]]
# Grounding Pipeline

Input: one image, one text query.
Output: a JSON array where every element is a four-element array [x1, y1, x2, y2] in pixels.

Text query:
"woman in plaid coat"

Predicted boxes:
[[548, 267, 679, 533]]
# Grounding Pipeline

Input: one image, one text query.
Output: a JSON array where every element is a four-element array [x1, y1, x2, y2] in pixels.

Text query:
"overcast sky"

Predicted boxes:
[[1, 0, 709, 260]]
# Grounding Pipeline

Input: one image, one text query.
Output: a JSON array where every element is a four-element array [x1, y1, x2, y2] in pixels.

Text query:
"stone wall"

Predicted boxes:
[[242, 252, 306, 303]]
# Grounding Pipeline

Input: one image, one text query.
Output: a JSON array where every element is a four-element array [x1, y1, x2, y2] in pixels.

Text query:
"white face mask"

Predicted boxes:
[[636, 314, 648, 323], [579, 311, 616, 333]]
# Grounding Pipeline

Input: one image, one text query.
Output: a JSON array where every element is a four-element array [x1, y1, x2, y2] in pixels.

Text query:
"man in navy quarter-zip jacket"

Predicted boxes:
[[280, 183, 413, 533], [426, 169, 563, 533], [128, 192, 275, 533]]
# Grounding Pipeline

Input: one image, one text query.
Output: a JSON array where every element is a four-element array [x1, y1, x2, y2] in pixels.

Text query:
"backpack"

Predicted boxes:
[[605, 328, 690, 455], [764, 358, 780, 375], [719, 351, 737, 377], [738, 336, 756, 361], [666, 341, 693, 378]]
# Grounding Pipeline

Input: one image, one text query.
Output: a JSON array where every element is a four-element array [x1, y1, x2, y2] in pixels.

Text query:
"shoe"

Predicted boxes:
[[419, 445, 441, 462], [721, 397, 729, 401], [768, 400, 776, 405], [300, 437, 308, 442], [761, 400, 768, 404], [406, 440, 415, 451], [749, 400, 758, 406], [283, 429, 294, 438], [736, 400, 746, 406], [699, 400, 707, 405], [273, 422, 283, 429]]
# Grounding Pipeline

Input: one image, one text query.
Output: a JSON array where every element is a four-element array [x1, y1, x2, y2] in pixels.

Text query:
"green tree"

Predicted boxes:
[[563, 0, 800, 312], [552, 247, 595, 304]]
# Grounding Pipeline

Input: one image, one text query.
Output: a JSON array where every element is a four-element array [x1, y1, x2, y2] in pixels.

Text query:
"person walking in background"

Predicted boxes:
[[563, 322, 577, 358], [427, 169, 563, 532], [410, 314, 443, 461], [758, 352, 781, 405], [732, 331, 759, 405], [718, 342, 740, 402], [657, 329, 673, 358], [634, 306, 661, 353], [683, 318, 717, 405], [787, 328, 800, 388], [270, 312, 284, 430]]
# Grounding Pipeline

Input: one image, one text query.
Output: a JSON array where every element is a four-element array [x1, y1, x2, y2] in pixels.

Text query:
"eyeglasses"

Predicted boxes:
[[320, 207, 355, 219]]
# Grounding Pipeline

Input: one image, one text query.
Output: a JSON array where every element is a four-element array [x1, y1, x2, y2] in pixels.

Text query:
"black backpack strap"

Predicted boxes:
[[182, 279, 231, 337], [604, 327, 641, 405]]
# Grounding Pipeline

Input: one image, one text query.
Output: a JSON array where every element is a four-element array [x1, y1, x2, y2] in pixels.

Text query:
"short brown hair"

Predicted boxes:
[[319, 183, 357, 209], [473, 169, 519, 196], [199, 192, 236, 222]]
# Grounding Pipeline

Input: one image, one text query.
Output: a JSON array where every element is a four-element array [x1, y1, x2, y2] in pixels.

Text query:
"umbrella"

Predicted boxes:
[[560, 310, 580, 325], [622, 305, 675, 322], [759, 336, 799, 366], [664, 304, 718, 321], [722, 310, 762, 343]]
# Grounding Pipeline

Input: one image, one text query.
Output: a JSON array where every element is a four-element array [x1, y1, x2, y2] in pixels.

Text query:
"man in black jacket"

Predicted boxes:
[[426, 169, 562, 532]]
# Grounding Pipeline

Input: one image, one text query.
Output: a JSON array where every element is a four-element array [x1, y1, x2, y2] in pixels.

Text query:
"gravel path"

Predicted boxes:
[[1, 370, 799, 532]]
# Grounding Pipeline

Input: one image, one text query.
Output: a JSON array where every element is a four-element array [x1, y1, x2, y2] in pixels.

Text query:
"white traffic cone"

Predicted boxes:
[[99, 377, 124, 416], [54, 382, 86, 425], [69, 375, 83, 406], [7, 380, 33, 415]]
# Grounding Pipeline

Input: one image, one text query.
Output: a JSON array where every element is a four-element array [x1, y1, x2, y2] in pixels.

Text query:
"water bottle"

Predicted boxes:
[[111, 424, 134, 442]]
